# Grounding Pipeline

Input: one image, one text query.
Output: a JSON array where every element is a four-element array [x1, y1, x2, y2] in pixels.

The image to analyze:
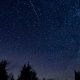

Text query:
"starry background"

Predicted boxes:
[[0, 0, 80, 80]]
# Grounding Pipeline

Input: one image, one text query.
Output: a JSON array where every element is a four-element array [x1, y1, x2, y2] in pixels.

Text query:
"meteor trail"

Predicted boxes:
[[29, 0, 39, 21]]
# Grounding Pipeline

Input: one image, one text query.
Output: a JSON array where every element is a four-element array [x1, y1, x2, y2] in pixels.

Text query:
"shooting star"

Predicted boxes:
[[29, 0, 39, 21]]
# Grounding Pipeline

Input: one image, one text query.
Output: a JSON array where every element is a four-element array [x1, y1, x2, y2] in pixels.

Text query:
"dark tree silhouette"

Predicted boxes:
[[75, 71, 80, 80], [0, 60, 8, 80], [9, 73, 14, 80], [43, 78, 46, 80], [18, 63, 38, 80]]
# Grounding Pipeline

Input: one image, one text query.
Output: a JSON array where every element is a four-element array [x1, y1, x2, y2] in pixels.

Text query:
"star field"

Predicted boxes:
[[0, 0, 80, 80]]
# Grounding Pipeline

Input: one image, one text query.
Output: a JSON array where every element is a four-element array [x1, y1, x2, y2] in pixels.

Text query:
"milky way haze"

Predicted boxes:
[[0, 0, 80, 80]]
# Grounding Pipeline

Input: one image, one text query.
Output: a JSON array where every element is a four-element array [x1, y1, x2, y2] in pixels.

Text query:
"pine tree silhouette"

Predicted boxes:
[[43, 78, 46, 80], [75, 71, 80, 80], [0, 60, 8, 80], [18, 63, 38, 80], [10, 76, 14, 80], [9, 73, 14, 80]]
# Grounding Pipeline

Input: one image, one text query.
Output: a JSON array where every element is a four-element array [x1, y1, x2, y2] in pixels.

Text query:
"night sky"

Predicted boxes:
[[0, 0, 80, 80]]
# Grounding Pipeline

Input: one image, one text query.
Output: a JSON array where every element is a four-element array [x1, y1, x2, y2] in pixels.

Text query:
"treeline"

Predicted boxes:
[[0, 60, 38, 80], [0, 60, 80, 80]]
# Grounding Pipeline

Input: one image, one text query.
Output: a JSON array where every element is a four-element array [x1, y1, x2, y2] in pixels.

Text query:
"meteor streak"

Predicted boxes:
[[29, 0, 39, 21]]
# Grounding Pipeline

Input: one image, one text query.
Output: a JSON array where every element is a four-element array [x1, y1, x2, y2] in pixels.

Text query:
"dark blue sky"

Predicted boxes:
[[0, 0, 80, 80]]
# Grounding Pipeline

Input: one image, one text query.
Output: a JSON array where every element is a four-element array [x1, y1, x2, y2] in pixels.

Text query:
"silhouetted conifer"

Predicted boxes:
[[0, 60, 8, 80], [43, 78, 46, 80], [9, 73, 14, 80], [18, 63, 38, 80], [75, 71, 80, 80]]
